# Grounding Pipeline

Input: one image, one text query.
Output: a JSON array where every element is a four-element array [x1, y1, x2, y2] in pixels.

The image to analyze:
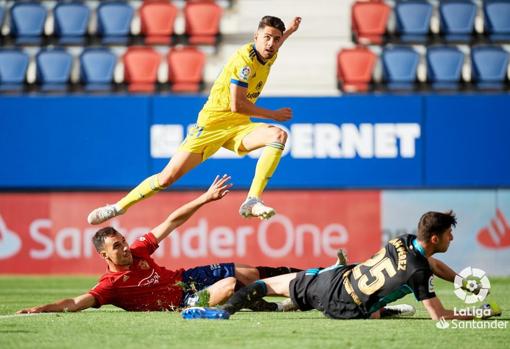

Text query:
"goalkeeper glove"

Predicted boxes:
[[476, 301, 502, 319]]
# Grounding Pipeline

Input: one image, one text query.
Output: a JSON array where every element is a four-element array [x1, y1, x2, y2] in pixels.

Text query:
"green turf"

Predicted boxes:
[[0, 276, 508, 349]]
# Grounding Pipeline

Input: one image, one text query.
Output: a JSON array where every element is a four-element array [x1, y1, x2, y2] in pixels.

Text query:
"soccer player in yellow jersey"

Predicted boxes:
[[88, 16, 302, 225]]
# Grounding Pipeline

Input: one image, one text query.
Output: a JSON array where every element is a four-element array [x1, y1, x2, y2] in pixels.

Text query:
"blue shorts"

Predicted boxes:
[[180, 263, 235, 307]]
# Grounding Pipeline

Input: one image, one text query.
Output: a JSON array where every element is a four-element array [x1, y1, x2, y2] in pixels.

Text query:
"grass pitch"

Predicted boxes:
[[0, 276, 508, 349]]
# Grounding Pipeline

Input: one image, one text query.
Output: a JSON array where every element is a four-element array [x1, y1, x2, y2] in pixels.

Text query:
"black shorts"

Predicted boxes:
[[180, 263, 235, 307], [289, 265, 368, 319]]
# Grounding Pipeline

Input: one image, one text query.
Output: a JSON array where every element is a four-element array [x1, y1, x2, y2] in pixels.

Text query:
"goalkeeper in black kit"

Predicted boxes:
[[182, 211, 502, 320]]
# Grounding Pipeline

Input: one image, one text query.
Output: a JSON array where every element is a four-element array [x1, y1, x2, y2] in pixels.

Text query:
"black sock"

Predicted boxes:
[[234, 280, 245, 291], [247, 299, 278, 312], [220, 280, 267, 315], [256, 266, 303, 279]]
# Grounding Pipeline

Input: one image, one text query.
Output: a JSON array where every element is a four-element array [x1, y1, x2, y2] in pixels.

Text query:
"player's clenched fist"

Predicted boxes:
[[273, 108, 292, 121]]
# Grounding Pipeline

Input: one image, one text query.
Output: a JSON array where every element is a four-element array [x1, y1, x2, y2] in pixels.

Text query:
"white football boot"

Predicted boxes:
[[239, 197, 275, 220], [87, 204, 123, 225], [380, 304, 416, 318]]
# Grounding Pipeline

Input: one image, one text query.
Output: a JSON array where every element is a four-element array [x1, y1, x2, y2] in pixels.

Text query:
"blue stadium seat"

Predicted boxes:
[[54, 2, 91, 44], [0, 49, 29, 92], [36, 49, 73, 91], [97, 1, 134, 44], [10, 2, 47, 44], [426, 46, 464, 90], [484, 0, 510, 42], [439, 0, 477, 42], [382, 47, 420, 90], [80, 48, 117, 91], [471, 46, 509, 90], [395, 0, 432, 43]]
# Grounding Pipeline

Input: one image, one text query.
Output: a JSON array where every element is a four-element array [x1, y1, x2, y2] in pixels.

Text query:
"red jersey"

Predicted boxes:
[[88, 233, 185, 311]]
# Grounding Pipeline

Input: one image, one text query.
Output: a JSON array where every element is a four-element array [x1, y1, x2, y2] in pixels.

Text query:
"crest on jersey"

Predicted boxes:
[[139, 260, 150, 270], [240, 66, 251, 81]]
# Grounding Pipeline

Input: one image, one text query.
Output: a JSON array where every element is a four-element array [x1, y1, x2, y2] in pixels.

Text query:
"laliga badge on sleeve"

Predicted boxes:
[[240, 66, 251, 81]]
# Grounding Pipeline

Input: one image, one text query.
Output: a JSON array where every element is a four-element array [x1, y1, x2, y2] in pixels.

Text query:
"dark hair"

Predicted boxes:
[[92, 227, 120, 252], [258, 16, 285, 34], [417, 211, 457, 242]]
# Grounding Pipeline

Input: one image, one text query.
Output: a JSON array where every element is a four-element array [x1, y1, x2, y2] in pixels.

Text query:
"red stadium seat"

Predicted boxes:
[[184, 0, 223, 45], [167, 46, 205, 92], [123, 46, 161, 92], [140, 1, 178, 45], [351, 0, 390, 45], [337, 46, 377, 92]]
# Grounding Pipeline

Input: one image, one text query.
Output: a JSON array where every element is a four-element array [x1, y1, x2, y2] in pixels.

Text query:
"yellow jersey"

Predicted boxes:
[[198, 43, 277, 126]]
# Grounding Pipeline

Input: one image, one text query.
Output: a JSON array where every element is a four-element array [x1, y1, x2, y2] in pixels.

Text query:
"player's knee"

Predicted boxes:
[[158, 168, 182, 187], [158, 173, 174, 188], [224, 277, 237, 297], [270, 127, 288, 144]]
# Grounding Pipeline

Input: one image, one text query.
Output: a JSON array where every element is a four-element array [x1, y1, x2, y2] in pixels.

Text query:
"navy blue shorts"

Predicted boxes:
[[181, 263, 235, 306]]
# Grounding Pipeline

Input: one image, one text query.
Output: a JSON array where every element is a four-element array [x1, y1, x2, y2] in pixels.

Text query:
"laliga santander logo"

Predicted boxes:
[[453, 267, 490, 304], [0, 215, 22, 259], [435, 317, 450, 330]]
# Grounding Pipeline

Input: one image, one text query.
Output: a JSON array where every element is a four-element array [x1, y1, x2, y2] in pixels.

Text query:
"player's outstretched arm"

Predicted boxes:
[[230, 84, 292, 122], [428, 257, 457, 282], [151, 175, 232, 243], [428, 257, 484, 294], [422, 297, 472, 320], [280, 17, 301, 46], [16, 293, 96, 314]]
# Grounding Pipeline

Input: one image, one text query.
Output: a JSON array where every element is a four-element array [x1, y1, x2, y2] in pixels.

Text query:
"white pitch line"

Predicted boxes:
[[0, 313, 59, 320]]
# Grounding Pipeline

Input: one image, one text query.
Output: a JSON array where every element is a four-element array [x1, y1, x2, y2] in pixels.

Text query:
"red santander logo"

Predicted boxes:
[[0, 215, 22, 259], [477, 209, 510, 249]]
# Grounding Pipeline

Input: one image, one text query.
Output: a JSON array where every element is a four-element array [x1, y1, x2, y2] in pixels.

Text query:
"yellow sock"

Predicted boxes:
[[247, 142, 284, 199], [116, 174, 166, 212]]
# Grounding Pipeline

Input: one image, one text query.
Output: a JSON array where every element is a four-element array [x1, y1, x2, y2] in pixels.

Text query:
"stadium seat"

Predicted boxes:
[[54, 2, 91, 44], [351, 0, 390, 45], [140, 1, 178, 45], [336, 46, 377, 92], [123, 46, 161, 93], [426, 46, 464, 90], [80, 48, 117, 92], [184, 0, 223, 45], [395, 0, 432, 43], [36, 49, 73, 92], [382, 46, 420, 90], [97, 1, 134, 44], [0, 49, 29, 92], [439, 0, 477, 42], [484, 0, 510, 42], [167, 46, 205, 92], [10, 2, 47, 44], [471, 46, 509, 90]]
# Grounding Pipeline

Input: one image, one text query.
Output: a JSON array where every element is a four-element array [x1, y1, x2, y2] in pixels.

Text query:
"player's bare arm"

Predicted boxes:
[[230, 84, 292, 121], [422, 297, 474, 320], [428, 257, 457, 282], [280, 17, 302, 46], [16, 293, 96, 314], [151, 175, 232, 243]]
